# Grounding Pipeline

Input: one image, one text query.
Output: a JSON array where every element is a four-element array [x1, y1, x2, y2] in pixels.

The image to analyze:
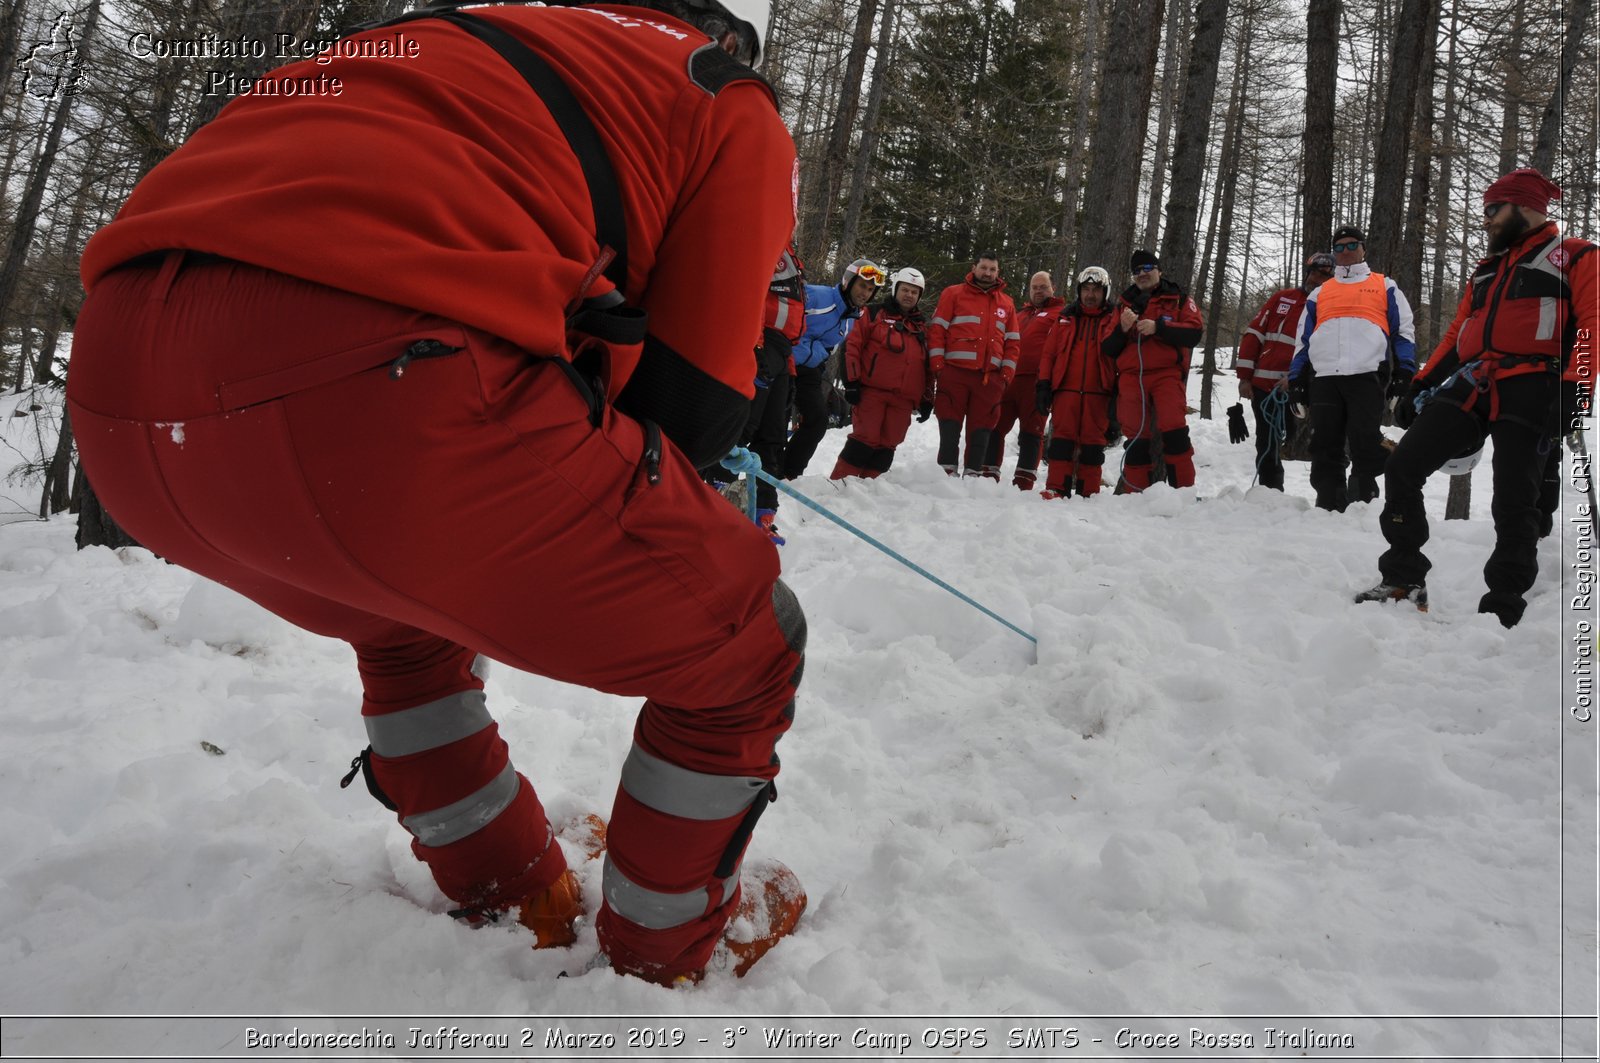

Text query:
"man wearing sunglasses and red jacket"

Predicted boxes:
[[1101, 250, 1204, 490], [1358, 167, 1596, 627]]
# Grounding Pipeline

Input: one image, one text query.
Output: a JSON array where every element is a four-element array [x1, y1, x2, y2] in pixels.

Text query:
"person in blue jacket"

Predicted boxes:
[[781, 258, 883, 480]]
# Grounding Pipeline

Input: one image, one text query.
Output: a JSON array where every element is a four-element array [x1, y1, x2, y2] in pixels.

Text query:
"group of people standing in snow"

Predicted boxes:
[[733, 245, 1209, 548], [756, 168, 1594, 635]]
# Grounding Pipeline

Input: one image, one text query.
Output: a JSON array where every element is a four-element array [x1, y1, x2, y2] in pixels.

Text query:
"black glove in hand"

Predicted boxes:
[[1226, 402, 1249, 444], [1287, 376, 1310, 408], [1034, 381, 1053, 417], [1394, 380, 1427, 429], [916, 399, 934, 423], [1387, 365, 1414, 398], [843, 380, 862, 406]]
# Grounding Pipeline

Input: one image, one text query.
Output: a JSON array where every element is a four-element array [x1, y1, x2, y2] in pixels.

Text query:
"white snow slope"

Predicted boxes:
[[1, 374, 1595, 1061]]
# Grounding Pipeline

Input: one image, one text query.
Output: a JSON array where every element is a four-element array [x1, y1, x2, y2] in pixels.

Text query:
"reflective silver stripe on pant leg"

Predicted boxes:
[[403, 762, 519, 846], [621, 745, 769, 820], [364, 689, 494, 757], [771, 579, 807, 656], [602, 858, 740, 930]]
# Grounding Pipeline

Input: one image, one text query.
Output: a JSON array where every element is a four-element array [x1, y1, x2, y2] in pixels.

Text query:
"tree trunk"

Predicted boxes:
[[1368, 0, 1430, 273], [75, 471, 142, 550], [1498, 0, 1526, 174], [797, 0, 880, 269], [1078, 0, 1164, 277], [1301, 0, 1337, 255], [39, 404, 73, 517], [1141, 0, 1187, 249], [1157, 0, 1229, 292], [1429, 0, 1460, 361], [1055, 0, 1102, 279], [1197, 11, 1251, 421], [1444, 473, 1471, 520], [836, 0, 898, 261], [1392, 0, 1439, 308], [1530, 0, 1594, 174]]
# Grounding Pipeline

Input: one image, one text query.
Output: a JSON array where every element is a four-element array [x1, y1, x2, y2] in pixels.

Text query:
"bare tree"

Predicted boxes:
[[1078, 0, 1163, 275], [1300, 0, 1338, 255], [1158, 0, 1229, 291]]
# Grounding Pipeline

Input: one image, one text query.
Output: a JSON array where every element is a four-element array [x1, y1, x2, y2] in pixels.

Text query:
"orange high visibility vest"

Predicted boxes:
[[1315, 272, 1390, 335]]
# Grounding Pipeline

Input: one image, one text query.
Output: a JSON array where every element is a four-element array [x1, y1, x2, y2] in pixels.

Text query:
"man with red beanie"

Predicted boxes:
[[1358, 167, 1596, 626], [1102, 250, 1204, 490], [985, 270, 1063, 488], [927, 252, 1022, 475], [66, 0, 808, 986]]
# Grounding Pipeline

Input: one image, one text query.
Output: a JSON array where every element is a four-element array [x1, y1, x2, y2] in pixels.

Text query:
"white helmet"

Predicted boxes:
[[671, 0, 770, 62], [889, 266, 925, 293], [1440, 444, 1484, 477], [717, 0, 770, 56], [842, 258, 887, 290], [1077, 266, 1111, 289]]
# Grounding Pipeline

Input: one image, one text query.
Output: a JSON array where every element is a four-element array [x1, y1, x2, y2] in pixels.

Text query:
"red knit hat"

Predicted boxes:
[[1484, 168, 1561, 213]]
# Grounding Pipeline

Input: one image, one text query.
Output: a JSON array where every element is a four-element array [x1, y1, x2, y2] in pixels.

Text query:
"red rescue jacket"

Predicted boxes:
[[1423, 221, 1598, 387], [1039, 301, 1117, 396], [1103, 279, 1204, 376], [927, 274, 1022, 382], [79, 4, 797, 410], [1014, 297, 1066, 378], [845, 301, 930, 406], [1237, 286, 1308, 390]]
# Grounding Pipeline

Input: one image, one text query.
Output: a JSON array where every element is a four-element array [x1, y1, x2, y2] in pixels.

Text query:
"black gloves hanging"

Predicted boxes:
[[1034, 381, 1053, 417], [1226, 403, 1249, 444], [916, 399, 934, 423], [843, 379, 862, 406]]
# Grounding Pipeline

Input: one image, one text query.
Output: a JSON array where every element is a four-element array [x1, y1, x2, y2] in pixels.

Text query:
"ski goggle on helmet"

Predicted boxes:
[[843, 259, 887, 289], [1077, 266, 1111, 289]]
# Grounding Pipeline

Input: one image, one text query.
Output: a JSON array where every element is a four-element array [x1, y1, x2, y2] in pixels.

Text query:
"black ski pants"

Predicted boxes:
[[1309, 371, 1388, 511], [782, 362, 830, 479], [1248, 386, 1285, 491], [745, 332, 793, 509], [1378, 373, 1557, 612]]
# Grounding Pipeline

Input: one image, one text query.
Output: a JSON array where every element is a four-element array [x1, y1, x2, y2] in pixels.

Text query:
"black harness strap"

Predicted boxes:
[[438, 10, 629, 294]]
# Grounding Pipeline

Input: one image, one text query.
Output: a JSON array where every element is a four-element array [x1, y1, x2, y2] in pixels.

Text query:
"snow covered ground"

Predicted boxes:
[[1, 373, 1595, 1061]]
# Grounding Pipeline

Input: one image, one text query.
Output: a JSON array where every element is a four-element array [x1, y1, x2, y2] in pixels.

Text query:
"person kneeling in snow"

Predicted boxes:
[[67, 0, 808, 986], [830, 268, 932, 480]]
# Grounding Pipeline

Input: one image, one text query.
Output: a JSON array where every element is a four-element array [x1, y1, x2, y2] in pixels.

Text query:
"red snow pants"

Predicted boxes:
[[1044, 390, 1114, 496], [989, 372, 1046, 473], [830, 387, 914, 479], [67, 253, 805, 982], [932, 366, 1005, 472], [1114, 369, 1195, 490]]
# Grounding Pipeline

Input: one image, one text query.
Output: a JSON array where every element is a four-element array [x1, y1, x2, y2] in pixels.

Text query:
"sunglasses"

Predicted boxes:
[[1133, 264, 1159, 274], [1332, 241, 1361, 253], [1483, 202, 1508, 220]]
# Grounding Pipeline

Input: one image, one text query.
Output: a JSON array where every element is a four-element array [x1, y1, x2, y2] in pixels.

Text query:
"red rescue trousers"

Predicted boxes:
[[67, 254, 805, 982], [932, 366, 1006, 472], [988, 372, 1046, 474], [1115, 369, 1195, 490], [830, 388, 915, 479]]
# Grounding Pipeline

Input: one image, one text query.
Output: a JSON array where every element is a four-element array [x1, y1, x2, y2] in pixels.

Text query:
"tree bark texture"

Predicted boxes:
[[1158, 0, 1229, 292]]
